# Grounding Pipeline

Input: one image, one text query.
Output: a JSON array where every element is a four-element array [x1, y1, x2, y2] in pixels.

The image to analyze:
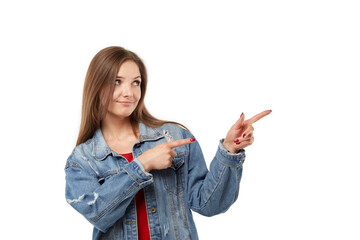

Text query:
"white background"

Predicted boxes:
[[1, 0, 359, 239]]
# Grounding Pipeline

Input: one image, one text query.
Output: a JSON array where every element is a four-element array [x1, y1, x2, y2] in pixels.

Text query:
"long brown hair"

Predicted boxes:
[[76, 46, 189, 146]]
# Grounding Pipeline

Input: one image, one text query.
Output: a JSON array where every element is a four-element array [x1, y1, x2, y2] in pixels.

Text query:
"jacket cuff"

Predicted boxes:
[[216, 138, 246, 167], [122, 158, 153, 187]]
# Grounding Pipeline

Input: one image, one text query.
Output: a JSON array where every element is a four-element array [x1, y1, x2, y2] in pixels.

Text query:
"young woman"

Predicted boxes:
[[65, 46, 271, 240]]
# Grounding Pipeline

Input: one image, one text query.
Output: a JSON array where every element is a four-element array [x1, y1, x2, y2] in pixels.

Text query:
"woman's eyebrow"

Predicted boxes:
[[116, 76, 141, 79]]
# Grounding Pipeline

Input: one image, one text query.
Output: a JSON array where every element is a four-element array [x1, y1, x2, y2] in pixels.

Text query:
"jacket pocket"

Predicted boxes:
[[161, 151, 186, 195]]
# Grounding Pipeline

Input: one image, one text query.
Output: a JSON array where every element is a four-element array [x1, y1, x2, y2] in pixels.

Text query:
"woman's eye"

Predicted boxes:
[[115, 80, 120, 85], [133, 80, 141, 86]]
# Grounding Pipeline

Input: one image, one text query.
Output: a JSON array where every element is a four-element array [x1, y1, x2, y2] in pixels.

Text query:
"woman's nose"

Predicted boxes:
[[121, 84, 133, 97]]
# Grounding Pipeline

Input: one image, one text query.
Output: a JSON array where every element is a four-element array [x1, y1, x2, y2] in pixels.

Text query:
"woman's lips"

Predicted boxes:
[[116, 101, 133, 106]]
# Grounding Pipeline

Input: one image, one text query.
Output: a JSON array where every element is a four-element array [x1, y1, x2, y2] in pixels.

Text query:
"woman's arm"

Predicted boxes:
[[185, 110, 271, 216], [185, 130, 245, 216], [65, 150, 153, 232]]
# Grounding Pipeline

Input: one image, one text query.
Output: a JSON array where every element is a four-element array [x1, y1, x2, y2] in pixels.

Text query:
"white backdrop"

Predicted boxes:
[[1, 0, 359, 239]]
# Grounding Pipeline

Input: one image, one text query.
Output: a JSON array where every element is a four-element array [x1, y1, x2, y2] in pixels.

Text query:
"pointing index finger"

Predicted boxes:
[[247, 110, 272, 125], [168, 138, 195, 149]]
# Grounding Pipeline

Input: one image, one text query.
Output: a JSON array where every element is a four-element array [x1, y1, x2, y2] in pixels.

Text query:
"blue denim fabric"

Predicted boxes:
[[65, 122, 245, 239]]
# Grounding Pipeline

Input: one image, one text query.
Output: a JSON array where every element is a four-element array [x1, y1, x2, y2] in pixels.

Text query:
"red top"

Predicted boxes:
[[122, 153, 150, 240]]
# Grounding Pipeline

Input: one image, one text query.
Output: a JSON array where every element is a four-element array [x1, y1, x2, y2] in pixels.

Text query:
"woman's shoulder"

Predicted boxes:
[[160, 122, 183, 130], [66, 137, 94, 165]]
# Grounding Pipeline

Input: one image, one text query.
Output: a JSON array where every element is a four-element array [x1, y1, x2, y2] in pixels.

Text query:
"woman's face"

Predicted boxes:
[[106, 60, 142, 119]]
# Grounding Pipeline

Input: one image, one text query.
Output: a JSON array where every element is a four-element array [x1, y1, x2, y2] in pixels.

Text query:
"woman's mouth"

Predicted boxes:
[[116, 101, 133, 106]]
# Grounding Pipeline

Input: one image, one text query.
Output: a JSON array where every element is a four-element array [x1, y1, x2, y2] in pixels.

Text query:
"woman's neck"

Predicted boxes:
[[101, 114, 138, 142]]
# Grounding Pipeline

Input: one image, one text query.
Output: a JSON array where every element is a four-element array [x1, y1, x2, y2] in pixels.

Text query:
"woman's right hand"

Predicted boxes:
[[137, 138, 195, 172]]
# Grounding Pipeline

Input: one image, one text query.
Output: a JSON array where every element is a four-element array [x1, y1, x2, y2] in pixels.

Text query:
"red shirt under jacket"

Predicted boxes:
[[122, 153, 150, 240]]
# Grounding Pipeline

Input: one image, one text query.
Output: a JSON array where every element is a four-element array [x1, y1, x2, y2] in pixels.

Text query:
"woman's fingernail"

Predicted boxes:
[[243, 133, 246, 138], [190, 138, 195, 142], [240, 112, 244, 118], [234, 139, 239, 143]]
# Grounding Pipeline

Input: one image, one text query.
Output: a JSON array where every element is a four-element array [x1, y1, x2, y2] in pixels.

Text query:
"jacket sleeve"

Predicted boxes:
[[65, 149, 153, 232], [184, 130, 246, 216]]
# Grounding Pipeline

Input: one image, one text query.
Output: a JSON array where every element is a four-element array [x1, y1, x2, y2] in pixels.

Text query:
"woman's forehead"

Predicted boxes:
[[118, 60, 140, 74]]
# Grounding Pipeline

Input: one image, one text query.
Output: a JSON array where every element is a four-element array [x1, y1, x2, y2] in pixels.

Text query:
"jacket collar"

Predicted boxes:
[[92, 121, 165, 161]]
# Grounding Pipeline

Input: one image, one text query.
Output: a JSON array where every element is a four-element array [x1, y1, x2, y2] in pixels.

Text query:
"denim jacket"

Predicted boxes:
[[65, 122, 246, 239]]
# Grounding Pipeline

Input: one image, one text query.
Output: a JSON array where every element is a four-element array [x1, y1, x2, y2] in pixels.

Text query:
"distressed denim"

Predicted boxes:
[[65, 122, 246, 239]]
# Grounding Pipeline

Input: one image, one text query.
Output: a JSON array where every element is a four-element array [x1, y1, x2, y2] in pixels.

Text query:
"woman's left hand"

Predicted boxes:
[[223, 110, 272, 153]]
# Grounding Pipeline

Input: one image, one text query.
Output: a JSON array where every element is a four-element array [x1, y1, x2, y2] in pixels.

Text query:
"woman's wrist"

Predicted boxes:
[[138, 156, 151, 172], [223, 139, 240, 154]]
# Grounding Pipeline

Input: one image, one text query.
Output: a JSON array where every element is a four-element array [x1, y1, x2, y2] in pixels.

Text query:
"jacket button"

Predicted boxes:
[[150, 208, 156, 213]]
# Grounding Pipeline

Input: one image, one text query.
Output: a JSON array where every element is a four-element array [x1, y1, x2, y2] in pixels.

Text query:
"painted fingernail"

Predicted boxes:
[[190, 138, 195, 142], [234, 139, 239, 143], [240, 112, 244, 118], [243, 133, 246, 138]]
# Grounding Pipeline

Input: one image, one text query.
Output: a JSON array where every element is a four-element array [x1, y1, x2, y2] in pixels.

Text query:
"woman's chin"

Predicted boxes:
[[106, 110, 134, 119]]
